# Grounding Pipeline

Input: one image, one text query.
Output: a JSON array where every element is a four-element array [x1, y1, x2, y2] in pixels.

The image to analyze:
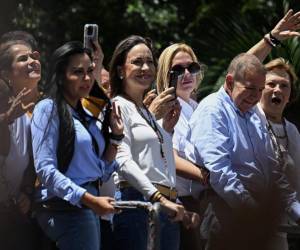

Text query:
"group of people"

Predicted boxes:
[[1, 8, 300, 250]]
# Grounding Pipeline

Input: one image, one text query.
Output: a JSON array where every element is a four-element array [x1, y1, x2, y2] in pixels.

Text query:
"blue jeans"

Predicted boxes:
[[113, 187, 180, 250], [36, 182, 101, 250], [37, 209, 100, 250]]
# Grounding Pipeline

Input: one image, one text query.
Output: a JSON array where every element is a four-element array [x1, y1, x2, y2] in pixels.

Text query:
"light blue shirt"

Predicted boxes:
[[185, 87, 300, 220], [31, 99, 118, 206]]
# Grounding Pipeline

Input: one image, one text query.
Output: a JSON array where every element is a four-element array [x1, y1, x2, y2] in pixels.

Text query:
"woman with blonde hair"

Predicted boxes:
[[156, 43, 208, 250]]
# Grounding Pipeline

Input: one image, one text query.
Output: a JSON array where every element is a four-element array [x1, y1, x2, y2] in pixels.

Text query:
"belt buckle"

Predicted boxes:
[[169, 187, 177, 201]]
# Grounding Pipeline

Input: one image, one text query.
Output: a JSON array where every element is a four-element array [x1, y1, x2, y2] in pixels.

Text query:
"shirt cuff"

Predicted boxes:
[[69, 185, 87, 207], [145, 186, 159, 200], [288, 201, 300, 221]]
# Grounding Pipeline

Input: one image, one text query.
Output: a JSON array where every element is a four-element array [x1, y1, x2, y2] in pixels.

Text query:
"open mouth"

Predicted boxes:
[[271, 96, 282, 105]]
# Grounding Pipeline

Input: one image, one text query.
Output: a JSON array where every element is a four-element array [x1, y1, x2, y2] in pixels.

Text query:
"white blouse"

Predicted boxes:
[[113, 96, 176, 199], [173, 97, 203, 197]]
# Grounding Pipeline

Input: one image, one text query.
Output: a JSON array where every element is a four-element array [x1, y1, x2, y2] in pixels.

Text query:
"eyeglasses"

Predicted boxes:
[[169, 62, 204, 77]]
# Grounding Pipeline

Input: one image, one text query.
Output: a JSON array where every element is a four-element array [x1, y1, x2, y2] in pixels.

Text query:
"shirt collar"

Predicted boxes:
[[177, 96, 198, 118], [68, 103, 93, 122]]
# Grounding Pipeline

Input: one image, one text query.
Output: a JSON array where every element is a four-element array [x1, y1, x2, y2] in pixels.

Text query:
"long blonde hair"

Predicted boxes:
[[156, 43, 203, 94]]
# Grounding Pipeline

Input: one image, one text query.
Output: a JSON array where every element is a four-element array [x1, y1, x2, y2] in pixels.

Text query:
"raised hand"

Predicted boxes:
[[143, 89, 157, 108], [5, 88, 34, 123], [91, 39, 104, 84], [162, 99, 181, 133], [271, 9, 300, 40], [109, 101, 124, 136], [148, 87, 177, 120]]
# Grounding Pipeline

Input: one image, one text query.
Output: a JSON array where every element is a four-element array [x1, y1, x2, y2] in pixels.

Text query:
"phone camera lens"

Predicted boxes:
[[87, 26, 93, 36]]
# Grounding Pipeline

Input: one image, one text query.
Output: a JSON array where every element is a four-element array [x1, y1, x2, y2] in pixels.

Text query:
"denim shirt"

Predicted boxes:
[[31, 99, 118, 206], [185, 87, 300, 220]]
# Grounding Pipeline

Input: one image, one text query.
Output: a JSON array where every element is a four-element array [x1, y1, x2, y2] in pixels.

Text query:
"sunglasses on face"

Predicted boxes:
[[170, 62, 202, 77]]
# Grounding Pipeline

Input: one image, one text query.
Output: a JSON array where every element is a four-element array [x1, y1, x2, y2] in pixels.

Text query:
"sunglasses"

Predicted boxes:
[[170, 62, 202, 77]]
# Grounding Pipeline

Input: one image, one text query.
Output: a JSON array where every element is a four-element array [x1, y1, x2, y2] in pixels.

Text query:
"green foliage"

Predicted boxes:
[[1, 0, 300, 124]]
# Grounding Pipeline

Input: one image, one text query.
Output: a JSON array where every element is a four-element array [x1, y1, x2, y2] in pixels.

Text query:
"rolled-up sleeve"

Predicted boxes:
[[31, 99, 86, 206]]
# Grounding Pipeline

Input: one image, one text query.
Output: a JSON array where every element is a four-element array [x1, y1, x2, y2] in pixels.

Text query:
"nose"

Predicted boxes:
[[274, 84, 281, 92], [83, 72, 91, 81], [141, 62, 150, 71], [182, 68, 190, 76]]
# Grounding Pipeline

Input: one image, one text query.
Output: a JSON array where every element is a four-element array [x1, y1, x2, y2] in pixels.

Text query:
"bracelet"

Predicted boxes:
[[263, 34, 276, 48], [150, 191, 163, 203], [109, 133, 124, 141], [269, 32, 282, 47], [110, 138, 122, 146]]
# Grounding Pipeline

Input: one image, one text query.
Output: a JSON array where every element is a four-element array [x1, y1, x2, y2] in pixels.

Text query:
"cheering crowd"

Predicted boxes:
[[1, 8, 300, 250]]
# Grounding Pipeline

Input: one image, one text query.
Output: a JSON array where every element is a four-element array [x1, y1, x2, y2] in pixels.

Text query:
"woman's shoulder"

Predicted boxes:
[[112, 95, 135, 113], [33, 98, 57, 116], [285, 118, 300, 137]]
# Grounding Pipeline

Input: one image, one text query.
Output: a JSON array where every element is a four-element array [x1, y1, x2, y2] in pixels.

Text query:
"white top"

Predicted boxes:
[[113, 96, 176, 199], [173, 97, 203, 197], [257, 104, 300, 200], [0, 113, 31, 202]]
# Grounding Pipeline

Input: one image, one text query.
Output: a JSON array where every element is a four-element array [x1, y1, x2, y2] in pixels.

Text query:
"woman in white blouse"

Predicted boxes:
[[156, 43, 208, 250], [109, 35, 185, 250]]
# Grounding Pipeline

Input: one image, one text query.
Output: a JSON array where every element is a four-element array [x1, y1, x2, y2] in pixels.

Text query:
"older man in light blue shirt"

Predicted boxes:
[[185, 53, 300, 248]]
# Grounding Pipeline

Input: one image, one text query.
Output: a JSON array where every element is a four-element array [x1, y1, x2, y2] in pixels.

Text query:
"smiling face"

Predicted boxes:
[[227, 71, 266, 113], [63, 53, 94, 107], [121, 43, 156, 96], [5, 44, 41, 94], [171, 51, 197, 101], [260, 68, 291, 120]]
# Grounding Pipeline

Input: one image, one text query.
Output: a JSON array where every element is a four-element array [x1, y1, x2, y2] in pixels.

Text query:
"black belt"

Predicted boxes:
[[35, 180, 100, 212]]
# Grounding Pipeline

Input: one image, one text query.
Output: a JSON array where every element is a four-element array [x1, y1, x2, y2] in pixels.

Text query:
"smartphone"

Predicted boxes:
[[169, 71, 178, 97], [83, 24, 98, 50]]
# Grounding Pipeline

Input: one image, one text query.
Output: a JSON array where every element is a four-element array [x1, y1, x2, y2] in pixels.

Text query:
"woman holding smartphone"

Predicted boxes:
[[156, 43, 208, 250], [109, 35, 185, 250], [31, 41, 123, 250]]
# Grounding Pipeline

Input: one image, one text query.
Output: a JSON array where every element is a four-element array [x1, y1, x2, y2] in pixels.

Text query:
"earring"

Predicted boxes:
[[120, 75, 123, 80]]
